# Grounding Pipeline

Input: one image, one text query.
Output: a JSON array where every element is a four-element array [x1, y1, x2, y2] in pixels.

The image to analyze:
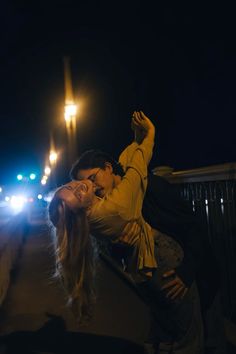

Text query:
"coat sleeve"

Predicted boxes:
[[110, 136, 154, 219], [142, 173, 209, 286]]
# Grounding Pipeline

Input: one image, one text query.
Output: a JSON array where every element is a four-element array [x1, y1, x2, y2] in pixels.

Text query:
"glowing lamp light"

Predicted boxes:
[[29, 173, 36, 180], [10, 195, 26, 211], [37, 194, 43, 200], [49, 151, 58, 165], [64, 104, 77, 122], [0, 187, 2, 193], [41, 177, 47, 185], [44, 193, 53, 202], [44, 166, 51, 176], [17, 174, 23, 181]]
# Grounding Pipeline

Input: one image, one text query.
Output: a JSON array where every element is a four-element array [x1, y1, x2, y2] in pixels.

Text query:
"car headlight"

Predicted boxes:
[[10, 195, 26, 211]]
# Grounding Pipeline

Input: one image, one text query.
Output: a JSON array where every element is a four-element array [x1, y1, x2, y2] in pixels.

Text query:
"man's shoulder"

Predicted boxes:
[[147, 173, 175, 196]]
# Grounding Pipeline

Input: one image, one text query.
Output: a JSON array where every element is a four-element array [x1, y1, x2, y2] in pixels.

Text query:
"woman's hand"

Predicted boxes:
[[131, 111, 145, 144], [131, 111, 155, 143]]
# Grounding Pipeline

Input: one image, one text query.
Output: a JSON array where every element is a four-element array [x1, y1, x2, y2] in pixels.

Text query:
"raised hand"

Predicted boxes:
[[131, 111, 155, 143]]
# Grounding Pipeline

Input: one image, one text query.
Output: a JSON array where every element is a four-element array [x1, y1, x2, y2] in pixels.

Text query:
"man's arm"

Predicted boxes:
[[142, 174, 208, 295]]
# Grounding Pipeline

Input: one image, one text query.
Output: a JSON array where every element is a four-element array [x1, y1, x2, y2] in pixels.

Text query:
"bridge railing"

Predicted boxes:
[[153, 162, 236, 318]]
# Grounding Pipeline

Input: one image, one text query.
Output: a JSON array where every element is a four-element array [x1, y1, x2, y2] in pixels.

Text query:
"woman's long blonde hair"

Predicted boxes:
[[48, 195, 97, 323]]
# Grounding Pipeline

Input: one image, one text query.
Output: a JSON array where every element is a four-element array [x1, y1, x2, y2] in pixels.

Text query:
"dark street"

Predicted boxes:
[[0, 213, 149, 353], [0, 206, 236, 353]]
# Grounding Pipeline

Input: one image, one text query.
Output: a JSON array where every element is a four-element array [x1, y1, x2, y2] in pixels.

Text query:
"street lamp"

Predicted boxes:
[[63, 57, 77, 168], [64, 103, 77, 124], [44, 166, 51, 176], [41, 175, 48, 185], [29, 173, 36, 180], [49, 150, 58, 166], [17, 174, 23, 181], [41, 179, 47, 186]]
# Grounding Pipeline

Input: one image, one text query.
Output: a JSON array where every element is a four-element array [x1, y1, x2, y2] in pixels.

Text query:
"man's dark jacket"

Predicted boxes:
[[142, 173, 219, 311]]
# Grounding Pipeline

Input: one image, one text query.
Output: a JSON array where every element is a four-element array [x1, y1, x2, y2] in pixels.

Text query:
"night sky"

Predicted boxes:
[[0, 2, 236, 185]]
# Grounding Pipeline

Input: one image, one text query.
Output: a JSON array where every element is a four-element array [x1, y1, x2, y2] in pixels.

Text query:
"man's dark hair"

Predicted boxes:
[[70, 149, 125, 180]]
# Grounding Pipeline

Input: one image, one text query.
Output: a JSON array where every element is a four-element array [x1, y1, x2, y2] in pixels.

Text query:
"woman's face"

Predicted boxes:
[[56, 180, 96, 211]]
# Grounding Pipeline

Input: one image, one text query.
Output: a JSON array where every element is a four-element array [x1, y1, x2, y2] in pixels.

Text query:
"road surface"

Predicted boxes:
[[0, 212, 149, 353]]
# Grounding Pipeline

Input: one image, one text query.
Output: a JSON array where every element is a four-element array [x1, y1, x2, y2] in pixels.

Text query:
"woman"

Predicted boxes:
[[49, 112, 203, 353]]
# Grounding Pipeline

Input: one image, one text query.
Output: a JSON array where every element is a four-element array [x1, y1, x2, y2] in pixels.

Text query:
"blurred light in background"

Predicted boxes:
[[29, 173, 36, 180], [49, 151, 58, 165], [0, 187, 2, 193], [5, 196, 10, 202], [44, 166, 51, 176], [10, 195, 26, 211], [17, 174, 23, 181], [44, 191, 54, 203], [41, 176, 47, 185], [64, 103, 77, 123], [37, 194, 43, 200]]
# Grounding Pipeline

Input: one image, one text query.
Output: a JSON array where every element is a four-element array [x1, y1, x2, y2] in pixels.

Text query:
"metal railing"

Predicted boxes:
[[154, 163, 236, 318]]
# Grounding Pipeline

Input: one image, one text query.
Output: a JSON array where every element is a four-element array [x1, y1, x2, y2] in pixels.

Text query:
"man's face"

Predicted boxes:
[[76, 163, 116, 198]]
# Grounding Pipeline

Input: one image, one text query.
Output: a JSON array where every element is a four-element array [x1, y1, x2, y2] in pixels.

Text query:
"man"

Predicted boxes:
[[70, 149, 225, 353]]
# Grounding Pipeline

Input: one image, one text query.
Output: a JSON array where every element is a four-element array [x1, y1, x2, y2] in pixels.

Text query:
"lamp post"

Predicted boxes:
[[63, 56, 77, 170]]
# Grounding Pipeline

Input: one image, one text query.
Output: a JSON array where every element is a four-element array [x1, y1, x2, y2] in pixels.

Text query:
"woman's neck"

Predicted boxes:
[[86, 195, 100, 215]]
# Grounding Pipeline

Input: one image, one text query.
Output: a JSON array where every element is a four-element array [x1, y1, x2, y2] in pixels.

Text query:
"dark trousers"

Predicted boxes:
[[137, 232, 204, 354]]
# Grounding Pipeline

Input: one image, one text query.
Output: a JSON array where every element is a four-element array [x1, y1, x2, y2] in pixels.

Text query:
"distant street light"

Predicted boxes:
[[64, 103, 77, 124], [64, 57, 77, 168], [17, 174, 23, 181], [41, 176, 47, 185], [29, 173, 36, 180], [49, 151, 58, 166], [44, 166, 51, 176]]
